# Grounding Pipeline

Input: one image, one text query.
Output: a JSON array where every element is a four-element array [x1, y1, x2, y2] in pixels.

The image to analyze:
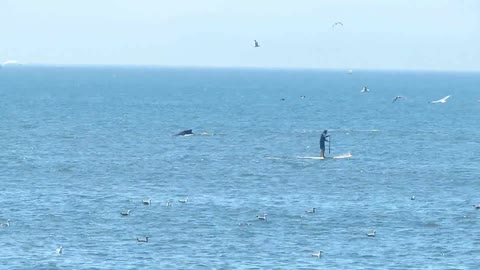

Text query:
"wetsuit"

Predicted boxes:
[[320, 133, 329, 157]]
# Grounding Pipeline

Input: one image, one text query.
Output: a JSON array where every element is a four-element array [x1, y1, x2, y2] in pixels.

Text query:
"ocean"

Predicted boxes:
[[0, 66, 479, 269]]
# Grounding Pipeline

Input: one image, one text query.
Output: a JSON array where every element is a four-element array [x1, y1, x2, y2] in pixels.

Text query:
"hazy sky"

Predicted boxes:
[[1, 0, 479, 71]]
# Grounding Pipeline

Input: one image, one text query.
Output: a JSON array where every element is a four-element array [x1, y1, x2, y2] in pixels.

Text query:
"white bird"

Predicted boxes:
[[431, 95, 451, 103], [366, 230, 376, 237], [311, 250, 323, 257], [0, 219, 10, 227], [120, 210, 131, 216], [142, 199, 151, 205], [305, 208, 316, 214], [254, 40, 260, 48], [361, 86, 369, 93], [473, 204, 480, 209], [56, 246, 63, 254], [178, 197, 188, 203], [411, 196, 415, 200], [137, 236, 149, 243], [256, 214, 267, 221]]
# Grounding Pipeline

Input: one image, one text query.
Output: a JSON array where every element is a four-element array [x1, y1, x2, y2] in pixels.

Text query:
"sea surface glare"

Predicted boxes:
[[0, 67, 479, 269]]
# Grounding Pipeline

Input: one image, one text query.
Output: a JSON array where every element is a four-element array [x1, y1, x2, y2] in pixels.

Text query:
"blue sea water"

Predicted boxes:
[[0, 66, 479, 269]]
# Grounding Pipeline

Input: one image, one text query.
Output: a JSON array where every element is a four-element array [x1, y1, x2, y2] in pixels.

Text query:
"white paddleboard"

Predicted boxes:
[[296, 156, 325, 160], [296, 153, 352, 160]]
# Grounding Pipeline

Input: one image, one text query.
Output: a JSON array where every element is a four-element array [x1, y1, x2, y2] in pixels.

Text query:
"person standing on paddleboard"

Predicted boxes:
[[320, 130, 330, 158]]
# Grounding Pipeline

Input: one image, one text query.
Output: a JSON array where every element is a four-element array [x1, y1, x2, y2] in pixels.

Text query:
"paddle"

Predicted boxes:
[[328, 135, 331, 154]]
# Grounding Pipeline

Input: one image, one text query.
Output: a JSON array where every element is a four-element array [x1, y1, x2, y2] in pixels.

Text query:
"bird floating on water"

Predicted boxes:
[[473, 204, 480, 209], [0, 219, 10, 227], [254, 40, 260, 47], [178, 197, 188, 203], [137, 236, 149, 243], [361, 86, 369, 93], [256, 214, 267, 221], [120, 210, 131, 216], [431, 95, 451, 103], [311, 250, 323, 258], [142, 199, 151, 205], [411, 196, 415, 200], [366, 230, 376, 237], [305, 208, 316, 214], [56, 246, 63, 254]]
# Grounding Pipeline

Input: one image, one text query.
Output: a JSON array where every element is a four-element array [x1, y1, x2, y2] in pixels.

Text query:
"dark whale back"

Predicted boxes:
[[175, 129, 194, 136]]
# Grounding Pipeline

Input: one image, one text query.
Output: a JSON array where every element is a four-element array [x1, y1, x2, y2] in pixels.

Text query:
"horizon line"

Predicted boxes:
[[2, 63, 480, 74]]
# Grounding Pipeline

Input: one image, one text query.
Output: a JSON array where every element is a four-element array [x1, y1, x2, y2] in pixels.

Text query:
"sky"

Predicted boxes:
[[1, 0, 479, 71]]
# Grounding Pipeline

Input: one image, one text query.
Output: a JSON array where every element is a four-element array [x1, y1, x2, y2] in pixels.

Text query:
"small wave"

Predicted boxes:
[[333, 153, 353, 159], [330, 129, 380, 133]]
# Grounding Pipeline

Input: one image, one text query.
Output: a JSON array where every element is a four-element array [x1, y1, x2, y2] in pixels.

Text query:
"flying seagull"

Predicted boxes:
[[393, 96, 405, 103], [332, 22, 343, 28], [361, 86, 369, 93], [254, 40, 260, 48], [431, 95, 451, 103]]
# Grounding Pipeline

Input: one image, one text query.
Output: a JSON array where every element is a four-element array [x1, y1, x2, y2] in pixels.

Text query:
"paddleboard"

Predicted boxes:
[[296, 153, 352, 160], [296, 156, 325, 160]]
